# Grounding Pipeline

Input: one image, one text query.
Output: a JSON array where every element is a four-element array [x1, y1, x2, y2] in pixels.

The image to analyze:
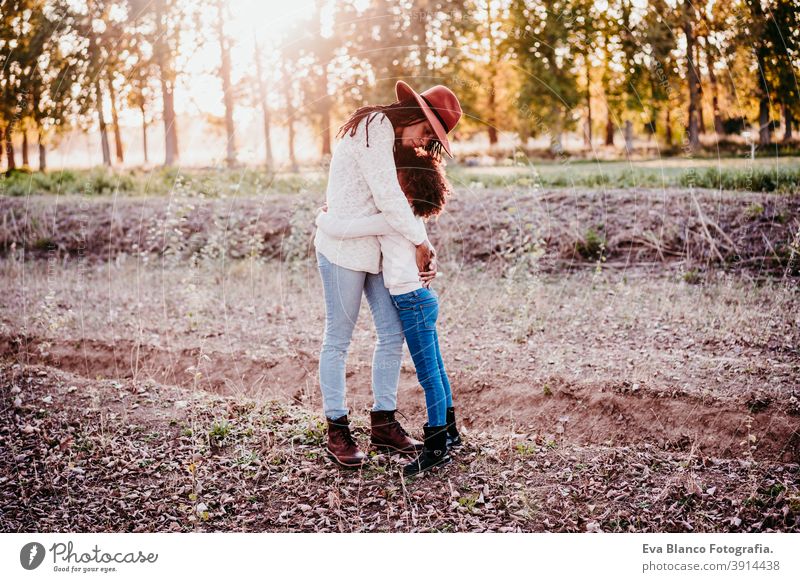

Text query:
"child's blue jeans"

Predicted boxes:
[[390, 287, 453, 427]]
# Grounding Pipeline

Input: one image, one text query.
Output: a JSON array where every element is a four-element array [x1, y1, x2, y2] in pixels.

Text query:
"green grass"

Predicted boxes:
[[2, 156, 799, 198], [449, 157, 800, 193], [0, 166, 327, 198]]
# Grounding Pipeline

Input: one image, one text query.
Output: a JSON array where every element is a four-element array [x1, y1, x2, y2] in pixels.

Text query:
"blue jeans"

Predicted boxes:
[[316, 251, 406, 420], [390, 287, 453, 427]]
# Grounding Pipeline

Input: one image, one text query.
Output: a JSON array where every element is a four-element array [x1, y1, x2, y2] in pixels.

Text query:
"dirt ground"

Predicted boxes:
[[1, 188, 798, 532]]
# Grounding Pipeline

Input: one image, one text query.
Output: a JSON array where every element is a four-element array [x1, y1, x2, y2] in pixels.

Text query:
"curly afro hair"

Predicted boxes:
[[393, 144, 453, 219]]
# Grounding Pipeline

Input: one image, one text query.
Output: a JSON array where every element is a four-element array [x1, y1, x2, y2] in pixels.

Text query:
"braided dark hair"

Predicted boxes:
[[394, 144, 452, 219], [336, 98, 445, 160]]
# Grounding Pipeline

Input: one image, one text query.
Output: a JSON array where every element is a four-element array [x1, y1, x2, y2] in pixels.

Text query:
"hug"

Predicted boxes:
[[312, 80, 464, 477]]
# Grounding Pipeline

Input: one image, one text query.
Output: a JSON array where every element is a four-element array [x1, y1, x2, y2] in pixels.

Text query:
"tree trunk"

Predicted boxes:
[[749, 1, 771, 146], [32, 82, 45, 170], [140, 105, 149, 164], [758, 98, 770, 146], [585, 61, 592, 148], [282, 60, 298, 173], [624, 120, 633, 154], [487, 81, 498, 145], [485, 0, 499, 146], [216, 0, 237, 168], [704, 41, 724, 135], [107, 73, 124, 163], [22, 131, 29, 166], [694, 43, 705, 134], [155, 0, 179, 166], [321, 97, 332, 157], [254, 36, 274, 172], [666, 108, 673, 146], [605, 116, 614, 146], [4, 125, 15, 170], [38, 129, 46, 172], [96, 80, 112, 167], [783, 102, 793, 142], [683, 1, 700, 153]]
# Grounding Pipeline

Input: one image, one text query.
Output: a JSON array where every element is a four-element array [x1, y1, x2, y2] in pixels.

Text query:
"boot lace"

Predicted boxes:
[[341, 429, 357, 448], [394, 409, 412, 437], [331, 421, 358, 448]]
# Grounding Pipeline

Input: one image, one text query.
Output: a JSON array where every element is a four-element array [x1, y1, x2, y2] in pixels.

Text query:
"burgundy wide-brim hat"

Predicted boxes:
[[395, 80, 462, 158]]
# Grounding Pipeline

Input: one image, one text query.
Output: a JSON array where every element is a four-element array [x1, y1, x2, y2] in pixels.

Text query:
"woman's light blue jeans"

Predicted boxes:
[[390, 287, 453, 427], [316, 250, 406, 420]]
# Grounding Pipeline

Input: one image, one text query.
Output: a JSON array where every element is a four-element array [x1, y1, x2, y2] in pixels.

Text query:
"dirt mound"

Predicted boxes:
[[2, 188, 798, 276], [3, 333, 797, 462]]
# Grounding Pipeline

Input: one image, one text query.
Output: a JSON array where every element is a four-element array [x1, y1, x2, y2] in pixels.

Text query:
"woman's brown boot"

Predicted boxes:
[[326, 415, 367, 468], [370, 409, 424, 454]]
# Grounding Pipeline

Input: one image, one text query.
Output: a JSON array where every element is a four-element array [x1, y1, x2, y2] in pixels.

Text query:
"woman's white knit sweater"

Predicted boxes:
[[313, 112, 428, 274]]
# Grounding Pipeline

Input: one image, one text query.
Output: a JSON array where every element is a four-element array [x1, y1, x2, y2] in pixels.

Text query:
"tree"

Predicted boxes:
[[506, 0, 580, 151], [124, 6, 158, 165], [567, 0, 602, 148], [152, 0, 180, 165], [215, 0, 236, 167], [642, 0, 680, 146], [278, 19, 305, 173], [761, 0, 800, 142], [0, 0, 32, 170], [253, 34, 274, 172], [682, 0, 701, 153]]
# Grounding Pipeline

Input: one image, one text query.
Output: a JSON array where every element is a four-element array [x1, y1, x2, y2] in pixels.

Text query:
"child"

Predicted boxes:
[[315, 145, 461, 476]]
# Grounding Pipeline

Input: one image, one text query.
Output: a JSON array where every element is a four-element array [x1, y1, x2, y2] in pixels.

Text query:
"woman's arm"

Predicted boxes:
[[315, 211, 397, 239], [354, 113, 428, 246]]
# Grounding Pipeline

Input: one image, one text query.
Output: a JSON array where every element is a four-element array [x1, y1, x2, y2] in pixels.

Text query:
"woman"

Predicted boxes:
[[314, 80, 462, 470], [316, 144, 462, 476]]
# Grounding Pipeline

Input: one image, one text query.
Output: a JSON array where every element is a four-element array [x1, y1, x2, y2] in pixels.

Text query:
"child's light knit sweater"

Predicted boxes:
[[313, 112, 427, 274]]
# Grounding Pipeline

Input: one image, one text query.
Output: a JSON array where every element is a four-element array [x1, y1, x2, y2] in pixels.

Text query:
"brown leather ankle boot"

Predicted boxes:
[[326, 415, 367, 468], [370, 409, 423, 454]]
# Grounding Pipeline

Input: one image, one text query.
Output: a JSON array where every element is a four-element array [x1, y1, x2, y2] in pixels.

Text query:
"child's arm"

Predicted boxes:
[[315, 210, 398, 239]]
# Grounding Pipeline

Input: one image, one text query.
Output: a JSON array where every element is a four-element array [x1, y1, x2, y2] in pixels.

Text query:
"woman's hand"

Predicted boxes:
[[316, 203, 328, 215]]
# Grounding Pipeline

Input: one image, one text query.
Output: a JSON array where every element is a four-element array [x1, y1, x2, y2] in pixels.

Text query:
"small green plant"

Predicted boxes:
[[458, 494, 479, 511], [745, 203, 764, 219], [575, 227, 606, 261], [515, 442, 537, 456], [208, 419, 232, 443], [542, 383, 552, 396], [763, 483, 786, 498], [74, 438, 94, 453], [233, 450, 260, 466], [682, 269, 701, 284], [33, 237, 55, 251]]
